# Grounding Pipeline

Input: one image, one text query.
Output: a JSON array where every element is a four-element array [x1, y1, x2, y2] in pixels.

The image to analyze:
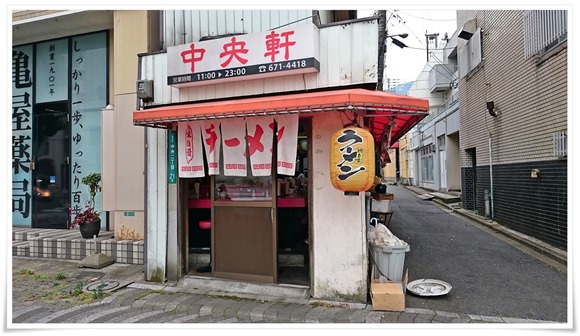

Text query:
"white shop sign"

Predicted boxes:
[[167, 23, 319, 87]]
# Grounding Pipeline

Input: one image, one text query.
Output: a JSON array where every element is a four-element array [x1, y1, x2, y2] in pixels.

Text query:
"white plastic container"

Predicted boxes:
[[371, 199, 391, 213], [369, 242, 410, 282]]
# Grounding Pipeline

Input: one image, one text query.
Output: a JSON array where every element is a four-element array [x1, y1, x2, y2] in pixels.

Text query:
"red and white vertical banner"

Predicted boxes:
[[178, 121, 205, 178], [246, 116, 274, 176], [202, 120, 221, 175], [275, 114, 299, 176], [221, 118, 248, 176]]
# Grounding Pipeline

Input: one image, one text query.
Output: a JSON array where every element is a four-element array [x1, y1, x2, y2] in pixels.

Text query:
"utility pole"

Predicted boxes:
[[376, 10, 387, 91], [425, 32, 439, 62]]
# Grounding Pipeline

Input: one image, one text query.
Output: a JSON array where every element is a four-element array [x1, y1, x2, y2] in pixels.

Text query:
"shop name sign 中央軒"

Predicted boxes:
[[167, 23, 320, 87]]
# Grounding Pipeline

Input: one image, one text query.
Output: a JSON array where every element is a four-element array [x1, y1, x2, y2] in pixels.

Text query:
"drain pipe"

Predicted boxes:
[[488, 135, 494, 220]]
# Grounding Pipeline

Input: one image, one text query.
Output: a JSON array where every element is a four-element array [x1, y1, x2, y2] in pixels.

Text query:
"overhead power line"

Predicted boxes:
[[398, 11, 457, 22]]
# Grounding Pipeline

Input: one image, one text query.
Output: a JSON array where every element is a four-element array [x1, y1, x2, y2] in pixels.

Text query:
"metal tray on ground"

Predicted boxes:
[[406, 279, 452, 296]]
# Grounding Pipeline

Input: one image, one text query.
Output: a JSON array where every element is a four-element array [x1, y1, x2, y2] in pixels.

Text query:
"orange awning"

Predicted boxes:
[[133, 88, 429, 147]]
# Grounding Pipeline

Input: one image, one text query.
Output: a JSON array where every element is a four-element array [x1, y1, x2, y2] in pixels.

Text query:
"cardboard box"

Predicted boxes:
[[371, 192, 394, 201], [370, 270, 408, 312]]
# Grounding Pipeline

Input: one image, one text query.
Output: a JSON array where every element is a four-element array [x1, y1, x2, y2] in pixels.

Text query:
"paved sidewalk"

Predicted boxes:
[[10, 256, 564, 325], [11, 284, 560, 324]]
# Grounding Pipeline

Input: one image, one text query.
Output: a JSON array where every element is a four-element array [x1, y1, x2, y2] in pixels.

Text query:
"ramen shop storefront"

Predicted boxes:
[[133, 88, 429, 301]]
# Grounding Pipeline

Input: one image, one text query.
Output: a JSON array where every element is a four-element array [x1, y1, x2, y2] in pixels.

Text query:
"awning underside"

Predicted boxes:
[[133, 88, 429, 147]]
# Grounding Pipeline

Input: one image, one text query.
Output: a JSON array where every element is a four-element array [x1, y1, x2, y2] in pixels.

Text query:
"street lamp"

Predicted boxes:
[[386, 33, 408, 48]]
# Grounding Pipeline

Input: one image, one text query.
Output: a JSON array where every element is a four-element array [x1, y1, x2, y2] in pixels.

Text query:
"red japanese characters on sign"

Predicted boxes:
[[167, 23, 319, 87]]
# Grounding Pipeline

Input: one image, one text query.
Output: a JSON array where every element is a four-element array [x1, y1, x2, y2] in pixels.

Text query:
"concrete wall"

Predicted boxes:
[[310, 112, 368, 302], [101, 11, 149, 237]]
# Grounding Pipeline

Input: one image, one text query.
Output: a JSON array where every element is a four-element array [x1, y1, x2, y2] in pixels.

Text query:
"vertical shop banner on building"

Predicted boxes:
[[70, 32, 107, 228], [35, 38, 69, 103], [246, 116, 274, 176], [275, 114, 299, 176], [178, 121, 205, 178], [202, 120, 221, 175], [12, 45, 34, 225], [221, 118, 248, 176], [167, 130, 177, 183]]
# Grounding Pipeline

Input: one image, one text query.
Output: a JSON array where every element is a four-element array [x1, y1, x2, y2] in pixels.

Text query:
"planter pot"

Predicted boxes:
[[79, 219, 101, 239]]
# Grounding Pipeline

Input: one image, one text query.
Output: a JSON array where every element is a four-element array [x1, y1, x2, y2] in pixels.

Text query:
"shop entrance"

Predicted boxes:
[[184, 119, 311, 286], [31, 101, 70, 229]]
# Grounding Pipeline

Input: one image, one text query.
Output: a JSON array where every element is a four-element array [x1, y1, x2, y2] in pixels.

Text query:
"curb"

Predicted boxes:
[[402, 185, 567, 267]]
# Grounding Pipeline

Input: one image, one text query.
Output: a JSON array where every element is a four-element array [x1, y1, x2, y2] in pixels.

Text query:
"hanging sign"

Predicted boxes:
[[329, 126, 375, 194], [178, 121, 205, 178], [246, 116, 274, 176]]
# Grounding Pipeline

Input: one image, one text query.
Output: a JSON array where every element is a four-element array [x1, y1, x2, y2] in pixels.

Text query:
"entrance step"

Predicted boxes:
[[190, 253, 305, 266], [176, 275, 310, 302], [429, 192, 461, 204]]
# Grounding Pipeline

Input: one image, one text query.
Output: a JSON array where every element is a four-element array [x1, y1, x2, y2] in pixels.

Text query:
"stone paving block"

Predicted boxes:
[[12, 306, 48, 323], [414, 316, 434, 323], [379, 311, 401, 323], [236, 301, 262, 321], [348, 309, 371, 323], [121, 310, 165, 323], [87, 306, 134, 323], [105, 307, 151, 323], [396, 313, 417, 323], [432, 315, 453, 323], [222, 300, 248, 319], [164, 293, 198, 312], [364, 311, 384, 323], [262, 302, 287, 322], [249, 301, 274, 322], [468, 314, 504, 323], [289, 304, 312, 323], [304, 306, 326, 323], [168, 313, 200, 323], [174, 294, 206, 314], [436, 310, 460, 318], [333, 308, 357, 323]]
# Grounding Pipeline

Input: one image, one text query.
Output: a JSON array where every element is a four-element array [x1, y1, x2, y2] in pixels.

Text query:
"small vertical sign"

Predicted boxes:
[[168, 130, 177, 184]]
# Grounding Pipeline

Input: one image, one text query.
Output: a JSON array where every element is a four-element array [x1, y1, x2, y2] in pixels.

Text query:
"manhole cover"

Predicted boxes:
[[83, 279, 131, 293]]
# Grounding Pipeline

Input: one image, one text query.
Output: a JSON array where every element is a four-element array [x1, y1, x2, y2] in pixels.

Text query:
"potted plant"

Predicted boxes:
[[69, 173, 102, 239]]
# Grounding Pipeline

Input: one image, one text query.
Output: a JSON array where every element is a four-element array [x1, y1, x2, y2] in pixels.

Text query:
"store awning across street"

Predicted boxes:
[[133, 88, 429, 147]]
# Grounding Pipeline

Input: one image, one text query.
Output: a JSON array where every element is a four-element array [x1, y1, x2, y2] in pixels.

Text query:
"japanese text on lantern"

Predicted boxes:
[[336, 129, 366, 181]]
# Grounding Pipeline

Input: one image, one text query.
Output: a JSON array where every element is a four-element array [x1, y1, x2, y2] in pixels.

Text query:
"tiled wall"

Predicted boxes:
[[12, 229, 144, 264], [461, 159, 567, 250]]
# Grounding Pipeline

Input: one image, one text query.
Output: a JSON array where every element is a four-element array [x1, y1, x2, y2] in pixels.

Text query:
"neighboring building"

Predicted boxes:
[[132, 10, 428, 303], [12, 10, 155, 253], [382, 81, 413, 183], [457, 10, 567, 249], [404, 32, 461, 192]]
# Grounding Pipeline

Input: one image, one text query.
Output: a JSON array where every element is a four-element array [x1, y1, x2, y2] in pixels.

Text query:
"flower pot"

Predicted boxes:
[[80, 219, 101, 239]]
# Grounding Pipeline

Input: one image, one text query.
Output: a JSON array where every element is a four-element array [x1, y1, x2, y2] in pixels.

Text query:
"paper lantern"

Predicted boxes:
[[330, 126, 375, 194]]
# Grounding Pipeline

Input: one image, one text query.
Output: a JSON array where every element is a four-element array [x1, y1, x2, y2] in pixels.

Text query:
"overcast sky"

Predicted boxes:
[[358, 9, 458, 85]]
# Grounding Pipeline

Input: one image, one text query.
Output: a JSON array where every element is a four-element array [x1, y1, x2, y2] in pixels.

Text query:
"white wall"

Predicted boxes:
[[140, 20, 378, 105], [310, 112, 368, 301]]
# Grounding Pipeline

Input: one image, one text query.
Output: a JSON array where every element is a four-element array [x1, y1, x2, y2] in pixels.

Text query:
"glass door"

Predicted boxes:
[[31, 102, 70, 228], [212, 175, 277, 283]]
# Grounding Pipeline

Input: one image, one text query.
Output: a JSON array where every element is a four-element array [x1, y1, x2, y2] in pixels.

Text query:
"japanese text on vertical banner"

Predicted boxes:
[[12, 46, 34, 225], [70, 32, 107, 225]]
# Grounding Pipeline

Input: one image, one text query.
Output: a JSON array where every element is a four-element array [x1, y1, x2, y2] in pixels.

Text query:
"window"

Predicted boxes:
[[553, 131, 567, 158], [420, 145, 434, 181], [523, 10, 567, 59]]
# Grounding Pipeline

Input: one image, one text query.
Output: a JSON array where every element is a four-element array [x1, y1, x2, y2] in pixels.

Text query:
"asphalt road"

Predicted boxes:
[[386, 185, 568, 322]]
